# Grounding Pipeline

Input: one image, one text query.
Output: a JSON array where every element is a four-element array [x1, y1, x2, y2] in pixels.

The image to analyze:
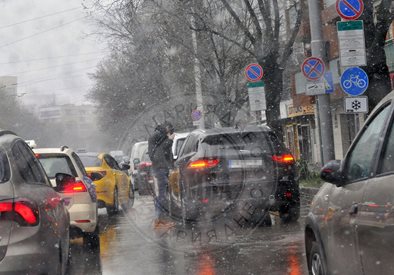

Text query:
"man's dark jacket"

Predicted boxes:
[[148, 125, 173, 170]]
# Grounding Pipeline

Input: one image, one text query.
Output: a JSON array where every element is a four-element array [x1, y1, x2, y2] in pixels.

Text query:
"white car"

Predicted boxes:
[[33, 146, 99, 246]]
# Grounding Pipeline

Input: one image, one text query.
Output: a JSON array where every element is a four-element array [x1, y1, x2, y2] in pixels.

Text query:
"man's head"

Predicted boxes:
[[163, 121, 174, 135]]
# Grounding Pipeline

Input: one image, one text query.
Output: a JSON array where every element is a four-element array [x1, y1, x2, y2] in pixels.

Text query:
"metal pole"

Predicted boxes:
[[307, 0, 335, 164], [190, 5, 205, 129]]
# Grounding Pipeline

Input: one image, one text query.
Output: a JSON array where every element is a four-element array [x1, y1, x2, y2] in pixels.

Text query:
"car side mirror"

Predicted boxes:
[[133, 158, 140, 169], [320, 160, 345, 186], [121, 163, 131, 171], [54, 173, 75, 191]]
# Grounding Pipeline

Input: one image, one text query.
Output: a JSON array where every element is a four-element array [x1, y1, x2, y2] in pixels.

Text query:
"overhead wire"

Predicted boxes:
[[0, 16, 89, 49], [0, 7, 81, 30], [0, 51, 110, 65]]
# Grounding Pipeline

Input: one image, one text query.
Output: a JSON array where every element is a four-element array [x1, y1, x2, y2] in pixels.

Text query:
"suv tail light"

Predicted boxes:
[[0, 199, 39, 226], [272, 154, 295, 165], [57, 178, 87, 193], [187, 159, 219, 169]]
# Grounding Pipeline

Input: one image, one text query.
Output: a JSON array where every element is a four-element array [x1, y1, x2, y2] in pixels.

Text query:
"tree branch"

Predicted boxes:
[[280, 0, 304, 67], [219, 0, 256, 44], [242, 0, 262, 39]]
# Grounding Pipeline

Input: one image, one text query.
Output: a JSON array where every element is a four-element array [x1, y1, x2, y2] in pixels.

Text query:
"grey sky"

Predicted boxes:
[[0, 0, 108, 106]]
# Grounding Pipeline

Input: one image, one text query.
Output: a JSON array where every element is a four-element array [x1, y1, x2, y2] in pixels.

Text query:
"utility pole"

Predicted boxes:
[[307, 0, 335, 164], [190, 4, 205, 129]]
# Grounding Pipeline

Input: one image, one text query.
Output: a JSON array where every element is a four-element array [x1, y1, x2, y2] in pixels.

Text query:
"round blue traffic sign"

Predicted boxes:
[[340, 67, 369, 96], [191, 110, 202, 121], [301, 57, 325, 81], [245, 63, 264, 82], [336, 0, 364, 20]]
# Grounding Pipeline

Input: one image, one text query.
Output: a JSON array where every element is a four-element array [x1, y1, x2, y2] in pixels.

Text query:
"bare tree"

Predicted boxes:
[[363, 0, 394, 109], [188, 0, 304, 133]]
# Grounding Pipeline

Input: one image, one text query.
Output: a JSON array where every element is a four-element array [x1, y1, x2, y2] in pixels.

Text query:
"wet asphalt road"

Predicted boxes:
[[66, 196, 308, 275]]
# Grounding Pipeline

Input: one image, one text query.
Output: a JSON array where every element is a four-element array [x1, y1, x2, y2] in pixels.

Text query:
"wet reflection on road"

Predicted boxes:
[[67, 196, 307, 275]]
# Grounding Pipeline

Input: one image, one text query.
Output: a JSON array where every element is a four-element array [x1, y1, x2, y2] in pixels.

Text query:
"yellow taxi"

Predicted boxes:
[[78, 152, 134, 214]]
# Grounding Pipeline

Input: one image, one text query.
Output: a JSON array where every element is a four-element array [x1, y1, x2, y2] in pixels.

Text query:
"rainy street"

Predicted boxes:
[[66, 196, 308, 275]]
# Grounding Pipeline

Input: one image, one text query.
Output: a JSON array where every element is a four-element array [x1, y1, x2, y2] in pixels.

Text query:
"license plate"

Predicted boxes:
[[228, 159, 262, 168]]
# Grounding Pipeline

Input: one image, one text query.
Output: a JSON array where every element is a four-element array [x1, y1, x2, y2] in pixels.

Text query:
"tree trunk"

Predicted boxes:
[[258, 59, 284, 141]]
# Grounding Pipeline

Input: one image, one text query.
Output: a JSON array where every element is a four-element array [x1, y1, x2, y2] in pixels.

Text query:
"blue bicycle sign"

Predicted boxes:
[[340, 67, 369, 96]]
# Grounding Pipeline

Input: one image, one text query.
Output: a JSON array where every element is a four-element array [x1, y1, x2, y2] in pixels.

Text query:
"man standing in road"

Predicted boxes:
[[148, 121, 175, 228]]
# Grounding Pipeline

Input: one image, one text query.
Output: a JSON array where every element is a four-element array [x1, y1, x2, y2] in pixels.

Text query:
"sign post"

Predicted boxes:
[[340, 67, 369, 96], [344, 96, 368, 113], [337, 20, 366, 67], [245, 64, 265, 123]]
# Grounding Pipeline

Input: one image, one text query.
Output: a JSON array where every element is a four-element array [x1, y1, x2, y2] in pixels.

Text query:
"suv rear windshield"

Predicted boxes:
[[79, 155, 102, 167], [37, 155, 77, 178], [202, 131, 278, 157]]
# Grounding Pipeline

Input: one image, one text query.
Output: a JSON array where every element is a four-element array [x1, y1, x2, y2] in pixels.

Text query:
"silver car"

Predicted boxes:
[[305, 90, 394, 275], [0, 130, 70, 274]]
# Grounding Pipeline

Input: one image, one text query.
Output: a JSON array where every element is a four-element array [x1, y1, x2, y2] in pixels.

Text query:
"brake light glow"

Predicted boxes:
[[0, 200, 39, 226], [187, 159, 219, 169], [272, 154, 295, 165], [59, 180, 87, 193]]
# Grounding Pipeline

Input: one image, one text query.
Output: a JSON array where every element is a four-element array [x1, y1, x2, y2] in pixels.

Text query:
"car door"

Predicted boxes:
[[10, 140, 69, 240], [0, 146, 14, 261], [169, 134, 199, 206], [325, 104, 392, 275], [104, 155, 128, 204], [356, 102, 394, 274]]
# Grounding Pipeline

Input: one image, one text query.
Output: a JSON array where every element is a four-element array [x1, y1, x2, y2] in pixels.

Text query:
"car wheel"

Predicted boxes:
[[83, 225, 100, 250], [309, 241, 327, 275], [107, 187, 119, 215], [279, 202, 300, 223]]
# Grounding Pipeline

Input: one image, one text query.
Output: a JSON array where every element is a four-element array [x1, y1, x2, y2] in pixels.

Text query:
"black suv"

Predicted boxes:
[[166, 126, 299, 223]]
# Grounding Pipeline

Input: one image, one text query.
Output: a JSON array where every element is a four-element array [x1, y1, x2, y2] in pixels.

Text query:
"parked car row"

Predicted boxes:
[[0, 132, 132, 274]]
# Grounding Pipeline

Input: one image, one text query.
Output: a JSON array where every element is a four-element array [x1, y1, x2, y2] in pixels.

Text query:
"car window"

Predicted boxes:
[[141, 148, 151, 162], [175, 138, 186, 156], [79, 155, 102, 167], [12, 141, 47, 184], [379, 115, 394, 174], [72, 152, 88, 176], [0, 149, 10, 183], [202, 132, 274, 157], [104, 154, 121, 170], [346, 105, 392, 181], [38, 155, 78, 178], [180, 134, 199, 156]]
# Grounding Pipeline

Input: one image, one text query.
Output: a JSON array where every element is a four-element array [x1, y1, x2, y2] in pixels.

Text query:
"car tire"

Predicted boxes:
[[107, 187, 119, 215], [83, 225, 100, 250], [309, 241, 328, 275], [279, 202, 300, 223]]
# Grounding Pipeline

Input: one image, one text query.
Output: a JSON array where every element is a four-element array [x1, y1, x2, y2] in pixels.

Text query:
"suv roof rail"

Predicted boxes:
[[0, 130, 16, 137], [60, 145, 69, 152]]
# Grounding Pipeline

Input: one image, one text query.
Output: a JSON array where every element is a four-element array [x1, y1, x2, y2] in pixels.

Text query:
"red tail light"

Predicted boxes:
[[272, 154, 295, 165], [187, 159, 219, 169], [138, 161, 152, 169], [0, 200, 39, 226], [57, 180, 87, 193]]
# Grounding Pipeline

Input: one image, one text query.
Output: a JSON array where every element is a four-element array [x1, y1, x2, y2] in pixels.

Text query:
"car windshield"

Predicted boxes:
[[38, 155, 77, 178], [2, 0, 394, 274], [79, 155, 102, 167]]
